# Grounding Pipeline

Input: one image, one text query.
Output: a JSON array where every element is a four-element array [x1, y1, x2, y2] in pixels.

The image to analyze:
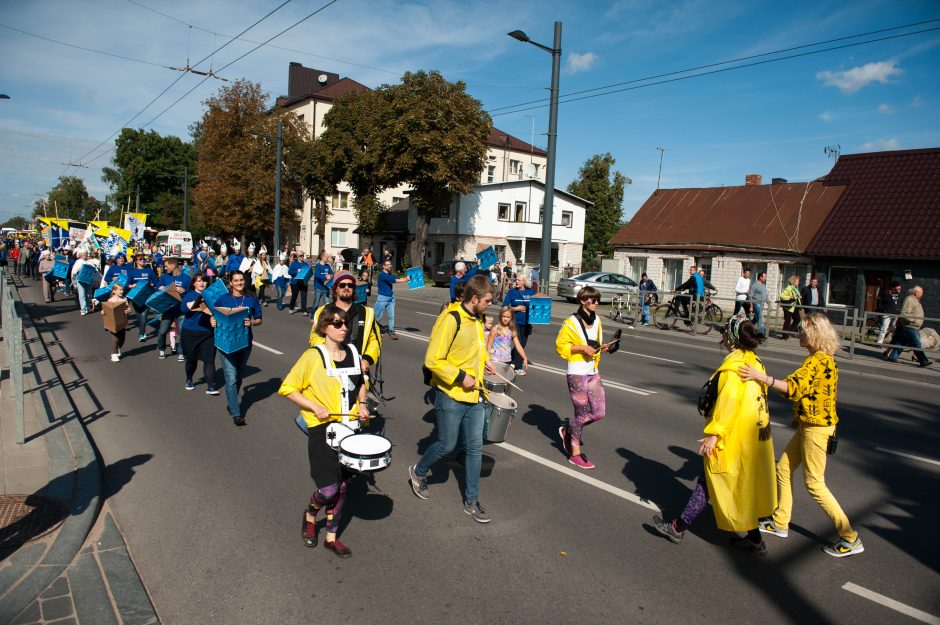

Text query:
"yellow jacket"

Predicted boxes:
[[308, 303, 382, 366], [555, 314, 603, 371], [279, 347, 362, 428], [703, 349, 777, 531], [784, 352, 839, 427], [424, 304, 488, 403]]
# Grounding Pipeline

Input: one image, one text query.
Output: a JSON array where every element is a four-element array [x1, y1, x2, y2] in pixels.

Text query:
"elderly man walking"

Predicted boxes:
[[885, 286, 931, 367]]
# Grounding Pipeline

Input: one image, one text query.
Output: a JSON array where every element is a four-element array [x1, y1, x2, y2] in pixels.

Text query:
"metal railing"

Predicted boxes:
[[0, 266, 25, 443], [848, 309, 940, 360]]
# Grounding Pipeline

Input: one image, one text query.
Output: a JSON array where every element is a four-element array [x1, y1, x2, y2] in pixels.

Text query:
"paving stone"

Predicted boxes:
[[8, 600, 40, 624], [46, 618, 77, 625], [39, 595, 74, 621], [39, 576, 70, 598], [6, 542, 46, 566], [94, 514, 124, 551], [98, 549, 157, 625], [68, 550, 118, 625]]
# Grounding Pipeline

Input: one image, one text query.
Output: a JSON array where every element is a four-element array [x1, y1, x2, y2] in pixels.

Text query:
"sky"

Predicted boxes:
[[1, 0, 939, 224]]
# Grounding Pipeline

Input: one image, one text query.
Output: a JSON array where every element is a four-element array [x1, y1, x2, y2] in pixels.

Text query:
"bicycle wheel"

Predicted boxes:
[[609, 295, 624, 321], [704, 304, 723, 323], [651, 303, 674, 330]]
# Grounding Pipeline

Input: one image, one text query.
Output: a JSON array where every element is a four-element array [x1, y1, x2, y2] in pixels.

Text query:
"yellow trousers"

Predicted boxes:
[[772, 423, 858, 542]]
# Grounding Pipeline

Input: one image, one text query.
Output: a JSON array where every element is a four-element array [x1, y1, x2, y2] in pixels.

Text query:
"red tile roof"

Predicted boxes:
[[486, 128, 546, 157], [807, 148, 940, 260], [609, 182, 845, 254]]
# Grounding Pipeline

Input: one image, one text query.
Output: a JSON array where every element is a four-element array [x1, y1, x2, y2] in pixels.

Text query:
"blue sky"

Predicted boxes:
[[1, 0, 938, 223]]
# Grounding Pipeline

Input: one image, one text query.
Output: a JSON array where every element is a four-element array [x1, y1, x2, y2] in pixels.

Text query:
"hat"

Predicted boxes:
[[259, 244, 267, 256], [220, 243, 227, 254], [247, 242, 256, 253], [332, 270, 356, 291], [232, 238, 241, 251], [278, 252, 287, 261]]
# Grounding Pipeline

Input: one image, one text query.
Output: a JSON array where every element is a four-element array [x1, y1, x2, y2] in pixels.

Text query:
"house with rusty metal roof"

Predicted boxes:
[[807, 147, 940, 316], [608, 174, 846, 309]]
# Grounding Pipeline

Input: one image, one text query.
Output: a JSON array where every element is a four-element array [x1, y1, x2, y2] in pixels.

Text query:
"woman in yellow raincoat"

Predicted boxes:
[[653, 315, 777, 555]]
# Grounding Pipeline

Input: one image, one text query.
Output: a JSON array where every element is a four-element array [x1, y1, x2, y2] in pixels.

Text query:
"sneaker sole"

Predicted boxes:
[[185, 385, 195, 391], [464, 508, 491, 524], [651, 516, 682, 544], [823, 544, 864, 558]]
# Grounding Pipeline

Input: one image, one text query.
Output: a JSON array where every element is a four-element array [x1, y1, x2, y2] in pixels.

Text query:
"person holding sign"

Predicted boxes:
[[156, 256, 191, 361], [180, 273, 218, 393], [101, 283, 131, 362], [280, 304, 370, 558], [374, 259, 408, 340], [126, 253, 158, 342], [211, 270, 262, 426]]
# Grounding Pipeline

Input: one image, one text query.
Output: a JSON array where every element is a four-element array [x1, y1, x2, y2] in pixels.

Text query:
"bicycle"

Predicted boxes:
[[609, 293, 637, 327], [702, 292, 723, 324], [651, 295, 713, 335]]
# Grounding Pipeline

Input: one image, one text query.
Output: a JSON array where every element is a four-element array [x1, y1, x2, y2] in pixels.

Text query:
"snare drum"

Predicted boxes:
[[483, 361, 516, 394], [325, 422, 358, 450], [337, 434, 392, 473], [484, 392, 517, 443]]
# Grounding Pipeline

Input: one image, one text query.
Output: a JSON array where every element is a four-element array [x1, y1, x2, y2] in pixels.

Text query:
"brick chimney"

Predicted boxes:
[[745, 174, 762, 186]]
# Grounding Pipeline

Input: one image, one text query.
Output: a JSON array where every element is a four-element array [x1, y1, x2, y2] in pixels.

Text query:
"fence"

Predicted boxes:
[[0, 266, 25, 443]]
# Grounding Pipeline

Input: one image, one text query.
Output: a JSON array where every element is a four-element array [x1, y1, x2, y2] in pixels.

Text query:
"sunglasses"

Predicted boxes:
[[582, 297, 600, 304], [329, 319, 348, 329], [336, 282, 355, 290]]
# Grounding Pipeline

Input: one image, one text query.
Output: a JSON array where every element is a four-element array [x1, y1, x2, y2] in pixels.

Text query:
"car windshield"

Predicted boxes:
[[572, 272, 600, 281]]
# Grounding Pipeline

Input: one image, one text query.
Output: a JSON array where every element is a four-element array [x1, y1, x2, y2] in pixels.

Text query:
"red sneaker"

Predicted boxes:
[[324, 539, 352, 558], [569, 454, 595, 469]]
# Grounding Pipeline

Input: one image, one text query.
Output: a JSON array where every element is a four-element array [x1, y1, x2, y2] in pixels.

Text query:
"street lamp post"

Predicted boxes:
[[509, 21, 561, 295]]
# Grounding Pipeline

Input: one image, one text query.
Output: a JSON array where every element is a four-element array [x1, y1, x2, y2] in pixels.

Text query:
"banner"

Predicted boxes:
[[110, 226, 132, 243], [212, 307, 250, 354], [90, 220, 110, 236], [124, 213, 147, 241]]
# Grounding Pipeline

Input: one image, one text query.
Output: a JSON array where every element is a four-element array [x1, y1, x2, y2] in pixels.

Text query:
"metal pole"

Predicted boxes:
[[539, 21, 562, 295], [274, 120, 283, 259], [183, 166, 189, 231]]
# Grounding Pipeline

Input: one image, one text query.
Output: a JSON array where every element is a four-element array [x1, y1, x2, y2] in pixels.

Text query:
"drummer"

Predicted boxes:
[[280, 303, 369, 558]]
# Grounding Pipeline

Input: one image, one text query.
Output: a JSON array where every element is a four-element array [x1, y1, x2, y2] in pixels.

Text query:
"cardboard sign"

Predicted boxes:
[[113, 273, 130, 288], [406, 267, 425, 290], [212, 307, 250, 354], [354, 283, 368, 304], [476, 246, 498, 270], [528, 296, 553, 325], [126, 281, 154, 308], [201, 278, 229, 309], [145, 287, 183, 315], [76, 264, 100, 286], [50, 262, 70, 280], [93, 286, 113, 300], [102, 300, 128, 333], [293, 265, 312, 283]]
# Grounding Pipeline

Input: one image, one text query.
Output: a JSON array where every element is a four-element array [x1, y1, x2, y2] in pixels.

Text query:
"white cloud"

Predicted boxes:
[[565, 52, 597, 74], [912, 94, 925, 107], [818, 111, 836, 123], [816, 60, 903, 94], [858, 138, 900, 152], [876, 103, 893, 114]]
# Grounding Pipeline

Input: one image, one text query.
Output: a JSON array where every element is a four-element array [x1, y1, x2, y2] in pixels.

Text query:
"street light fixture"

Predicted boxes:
[[508, 22, 561, 295]]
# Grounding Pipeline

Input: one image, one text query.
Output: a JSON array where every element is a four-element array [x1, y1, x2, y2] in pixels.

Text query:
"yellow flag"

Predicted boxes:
[[90, 220, 110, 236], [110, 227, 132, 242]]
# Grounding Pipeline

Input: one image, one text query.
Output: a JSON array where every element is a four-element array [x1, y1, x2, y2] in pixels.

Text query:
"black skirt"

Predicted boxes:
[[307, 422, 347, 487], [181, 327, 216, 363]]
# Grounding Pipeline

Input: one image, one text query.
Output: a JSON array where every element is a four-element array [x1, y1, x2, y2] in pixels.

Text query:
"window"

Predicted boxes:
[[695, 257, 713, 282], [330, 228, 347, 247], [392, 196, 405, 205], [498, 203, 510, 221], [509, 159, 521, 174], [561, 211, 573, 227], [487, 166, 496, 183], [779, 264, 809, 293], [434, 242, 444, 264], [828, 266, 857, 307], [662, 259, 684, 291], [629, 257, 647, 282], [331, 191, 349, 209], [495, 245, 506, 261], [514, 202, 526, 222], [749, 262, 768, 286]]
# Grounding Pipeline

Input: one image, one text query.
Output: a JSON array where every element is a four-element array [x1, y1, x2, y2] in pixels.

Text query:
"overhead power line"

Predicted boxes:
[[0, 23, 172, 69], [488, 18, 940, 117]]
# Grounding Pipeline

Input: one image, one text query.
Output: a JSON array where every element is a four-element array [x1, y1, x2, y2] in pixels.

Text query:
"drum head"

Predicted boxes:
[[340, 434, 392, 456], [487, 393, 516, 410]]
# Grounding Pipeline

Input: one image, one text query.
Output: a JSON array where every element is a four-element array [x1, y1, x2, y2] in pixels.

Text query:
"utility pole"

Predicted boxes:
[[274, 120, 283, 258], [135, 185, 140, 212], [183, 166, 189, 231], [656, 147, 668, 190]]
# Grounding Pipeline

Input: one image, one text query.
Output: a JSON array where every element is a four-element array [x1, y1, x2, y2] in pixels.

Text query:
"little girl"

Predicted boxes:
[[102, 283, 131, 362], [487, 306, 527, 373], [483, 314, 494, 339]]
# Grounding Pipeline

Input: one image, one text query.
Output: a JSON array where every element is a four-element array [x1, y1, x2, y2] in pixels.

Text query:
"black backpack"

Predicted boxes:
[[697, 372, 722, 418], [422, 310, 462, 386]]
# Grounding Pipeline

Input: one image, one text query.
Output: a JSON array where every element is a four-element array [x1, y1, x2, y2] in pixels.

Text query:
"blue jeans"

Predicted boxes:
[[752, 303, 765, 335], [220, 345, 252, 416], [132, 302, 149, 338], [310, 288, 330, 313], [75, 281, 92, 313], [888, 326, 928, 364], [374, 294, 396, 333], [415, 391, 485, 502], [157, 315, 185, 352], [276, 284, 287, 310]]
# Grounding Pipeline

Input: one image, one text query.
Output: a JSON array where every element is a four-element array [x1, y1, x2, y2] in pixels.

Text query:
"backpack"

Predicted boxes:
[[422, 310, 462, 386], [697, 372, 722, 418]]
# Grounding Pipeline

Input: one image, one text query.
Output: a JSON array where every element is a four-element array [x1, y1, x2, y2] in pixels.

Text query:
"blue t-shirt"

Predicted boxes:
[[153, 252, 164, 268], [313, 262, 333, 291], [104, 263, 129, 284], [503, 287, 535, 326], [448, 265, 481, 303], [214, 293, 263, 341], [289, 260, 309, 281], [378, 270, 397, 297], [126, 266, 157, 288], [159, 271, 192, 292], [181, 290, 213, 332]]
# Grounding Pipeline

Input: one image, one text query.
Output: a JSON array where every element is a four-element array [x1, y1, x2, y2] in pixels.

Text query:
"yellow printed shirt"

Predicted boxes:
[[308, 303, 382, 366], [424, 304, 488, 404], [784, 352, 839, 427], [279, 348, 363, 428]]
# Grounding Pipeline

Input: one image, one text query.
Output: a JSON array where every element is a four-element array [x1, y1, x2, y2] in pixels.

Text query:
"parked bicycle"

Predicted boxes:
[[609, 293, 638, 327]]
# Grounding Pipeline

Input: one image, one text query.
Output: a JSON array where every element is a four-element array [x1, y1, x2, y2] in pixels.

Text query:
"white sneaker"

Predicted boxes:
[[111, 353, 120, 362]]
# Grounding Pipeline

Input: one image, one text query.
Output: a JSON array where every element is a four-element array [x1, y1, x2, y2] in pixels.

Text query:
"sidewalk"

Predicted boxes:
[[0, 273, 158, 625]]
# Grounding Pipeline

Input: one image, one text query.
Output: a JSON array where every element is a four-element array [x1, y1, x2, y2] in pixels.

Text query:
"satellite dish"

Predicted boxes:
[[318, 74, 328, 84], [523, 163, 537, 179]]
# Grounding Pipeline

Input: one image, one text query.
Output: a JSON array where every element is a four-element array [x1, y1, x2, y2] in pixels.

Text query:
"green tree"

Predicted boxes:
[[193, 79, 306, 244], [567, 153, 629, 269], [1, 215, 29, 230], [45, 176, 101, 222], [320, 70, 491, 267]]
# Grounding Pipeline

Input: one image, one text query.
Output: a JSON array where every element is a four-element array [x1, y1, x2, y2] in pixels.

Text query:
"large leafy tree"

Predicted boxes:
[[101, 128, 196, 230], [567, 153, 629, 269], [193, 79, 306, 244], [320, 71, 491, 267], [1, 215, 29, 229], [44, 176, 106, 222]]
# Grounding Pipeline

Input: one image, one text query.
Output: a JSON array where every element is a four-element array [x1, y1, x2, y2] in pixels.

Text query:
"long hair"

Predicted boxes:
[[801, 313, 840, 355], [497, 306, 517, 334]]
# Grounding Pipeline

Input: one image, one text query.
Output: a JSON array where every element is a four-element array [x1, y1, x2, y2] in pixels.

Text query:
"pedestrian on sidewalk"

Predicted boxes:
[[778, 275, 802, 339], [373, 258, 408, 340], [38, 250, 56, 302], [733, 268, 752, 316], [638, 273, 657, 326], [211, 270, 262, 426], [180, 273, 218, 394], [884, 285, 931, 367], [102, 283, 131, 362], [409, 275, 496, 523], [555, 286, 611, 469], [653, 316, 776, 555], [749, 272, 769, 335], [875, 281, 902, 344], [738, 313, 864, 558], [281, 303, 370, 558]]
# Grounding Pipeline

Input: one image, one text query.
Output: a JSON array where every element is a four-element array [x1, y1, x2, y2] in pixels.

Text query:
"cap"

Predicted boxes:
[[332, 270, 356, 291]]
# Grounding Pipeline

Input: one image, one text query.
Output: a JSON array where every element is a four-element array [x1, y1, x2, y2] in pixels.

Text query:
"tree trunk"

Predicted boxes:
[[410, 209, 429, 273]]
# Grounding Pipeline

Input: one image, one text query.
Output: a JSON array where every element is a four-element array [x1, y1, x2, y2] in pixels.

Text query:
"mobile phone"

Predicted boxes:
[[826, 434, 838, 455]]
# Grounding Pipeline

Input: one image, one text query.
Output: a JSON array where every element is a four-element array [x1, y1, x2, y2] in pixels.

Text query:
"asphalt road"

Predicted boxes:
[[21, 281, 940, 625]]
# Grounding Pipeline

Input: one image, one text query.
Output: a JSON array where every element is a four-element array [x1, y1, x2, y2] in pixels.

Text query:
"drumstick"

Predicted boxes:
[[601, 338, 621, 349], [491, 369, 524, 393]]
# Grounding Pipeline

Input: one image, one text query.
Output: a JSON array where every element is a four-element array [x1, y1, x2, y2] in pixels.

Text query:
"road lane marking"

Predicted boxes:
[[616, 350, 683, 364], [874, 447, 940, 467], [252, 340, 284, 355], [415, 311, 438, 318], [396, 330, 430, 342], [842, 582, 940, 625], [496, 442, 660, 512], [770, 421, 787, 428]]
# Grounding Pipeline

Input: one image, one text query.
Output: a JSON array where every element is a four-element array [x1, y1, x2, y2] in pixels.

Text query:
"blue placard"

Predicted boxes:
[[476, 246, 498, 270], [354, 283, 368, 304], [51, 262, 70, 280], [145, 288, 181, 315], [147, 316, 161, 328], [126, 281, 154, 308], [201, 278, 229, 309], [528, 297, 552, 325], [213, 308, 250, 354], [94, 286, 112, 300], [112, 273, 130, 288], [293, 266, 312, 283], [406, 267, 425, 290], [76, 264, 98, 286], [54, 254, 67, 263]]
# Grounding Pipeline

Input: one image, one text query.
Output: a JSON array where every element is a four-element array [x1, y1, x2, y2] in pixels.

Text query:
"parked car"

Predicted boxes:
[[556, 271, 639, 303], [432, 260, 478, 287]]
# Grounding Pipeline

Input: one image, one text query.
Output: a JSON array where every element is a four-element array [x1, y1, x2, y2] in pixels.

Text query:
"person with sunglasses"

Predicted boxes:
[[308, 270, 382, 376], [210, 270, 263, 426], [555, 286, 611, 469], [281, 304, 370, 558], [126, 252, 158, 341]]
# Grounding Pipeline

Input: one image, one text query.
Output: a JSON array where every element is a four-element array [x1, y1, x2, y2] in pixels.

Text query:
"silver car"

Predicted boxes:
[[556, 272, 639, 303]]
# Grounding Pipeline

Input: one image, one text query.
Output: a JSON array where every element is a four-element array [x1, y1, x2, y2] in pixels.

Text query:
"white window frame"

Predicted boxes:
[[330, 228, 347, 248], [487, 166, 496, 183], [497, 203, 510, 221], [826, 266, 857, 308], [561, 211, 573, 227], [332, 190, 349, 209]]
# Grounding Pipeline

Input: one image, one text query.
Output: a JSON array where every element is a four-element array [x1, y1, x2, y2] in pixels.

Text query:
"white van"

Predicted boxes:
[[155, 230, 193, 258]]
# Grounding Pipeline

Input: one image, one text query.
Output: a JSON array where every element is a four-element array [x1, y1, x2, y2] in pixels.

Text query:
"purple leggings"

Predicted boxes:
[[308, 480, 349, 533], [566, 373, 606, 442], [680, 474, 710, 527]]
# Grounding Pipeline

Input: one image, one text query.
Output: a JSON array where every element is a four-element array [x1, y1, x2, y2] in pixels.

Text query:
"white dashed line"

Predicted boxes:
[[252, 340, 284, 355], [842, 582, 940, 625], [616, 350, 684, 364], [874, 447, 940, 467]]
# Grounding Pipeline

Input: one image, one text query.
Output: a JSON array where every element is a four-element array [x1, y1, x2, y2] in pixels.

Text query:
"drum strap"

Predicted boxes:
[[313, 344, 361, 419]]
